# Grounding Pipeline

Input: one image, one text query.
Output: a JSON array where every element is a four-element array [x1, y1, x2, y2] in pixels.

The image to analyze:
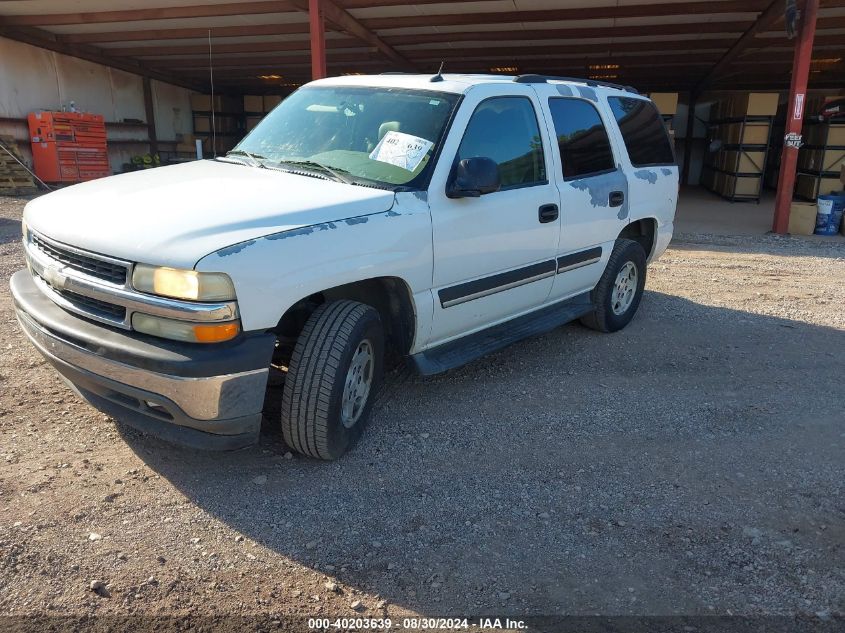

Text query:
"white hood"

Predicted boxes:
[[23, 159, 396, 269]]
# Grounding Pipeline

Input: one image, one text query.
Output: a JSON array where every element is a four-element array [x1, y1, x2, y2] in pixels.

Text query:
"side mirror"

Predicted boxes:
[[446, 157, 501, 198]]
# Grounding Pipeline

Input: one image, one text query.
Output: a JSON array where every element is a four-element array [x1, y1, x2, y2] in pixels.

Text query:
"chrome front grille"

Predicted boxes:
[[31, 273, 127, 328], [54, 287, 127, 321], [30, 232, 128, 285]]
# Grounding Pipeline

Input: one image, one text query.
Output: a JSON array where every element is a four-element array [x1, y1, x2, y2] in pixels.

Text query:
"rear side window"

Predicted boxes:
[[608, 97, 675, 167], [547, 98, 616, 179], [456, 96, 546, 189]]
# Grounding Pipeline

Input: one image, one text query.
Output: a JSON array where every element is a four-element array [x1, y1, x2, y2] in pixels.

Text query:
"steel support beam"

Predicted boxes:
[[61, 23, 309, 44], [360, 1, 772, 30], [109, 37, 359, 58], [142, 77, 158, 157], [291, 0, 413, 70], [695, 0, 785, 92], [0, 25, 203, 91], [773, 0, 820, 234], [681, 92, 699, 186], [0, 2, 296, 26], [308, 0, 327, 80]]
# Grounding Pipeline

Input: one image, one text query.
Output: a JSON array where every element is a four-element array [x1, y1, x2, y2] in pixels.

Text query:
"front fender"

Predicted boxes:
[[195, 194, 433, 335]]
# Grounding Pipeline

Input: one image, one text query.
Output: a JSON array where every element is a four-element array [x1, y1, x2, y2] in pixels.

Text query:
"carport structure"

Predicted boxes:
[[0, 0, 843, 231], [1, 0, 843, 92]]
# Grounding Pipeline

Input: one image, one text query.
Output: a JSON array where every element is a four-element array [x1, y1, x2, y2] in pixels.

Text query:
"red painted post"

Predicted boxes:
[[772, 0, 819, 234], [309, 0, 327, 80]]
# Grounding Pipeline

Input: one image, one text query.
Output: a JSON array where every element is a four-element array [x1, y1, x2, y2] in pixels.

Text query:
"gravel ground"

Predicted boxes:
[[0, 194, 843, 628]]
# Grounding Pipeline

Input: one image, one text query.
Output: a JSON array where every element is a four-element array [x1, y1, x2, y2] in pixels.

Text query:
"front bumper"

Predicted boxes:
[[10, 269, 275, 450]]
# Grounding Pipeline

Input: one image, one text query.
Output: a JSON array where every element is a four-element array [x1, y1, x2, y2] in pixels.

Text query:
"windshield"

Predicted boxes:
[[232, 86, 461, 189]]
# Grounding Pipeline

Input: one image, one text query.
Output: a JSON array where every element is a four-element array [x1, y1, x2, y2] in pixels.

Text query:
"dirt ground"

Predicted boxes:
[[0, 194, 843, 629]]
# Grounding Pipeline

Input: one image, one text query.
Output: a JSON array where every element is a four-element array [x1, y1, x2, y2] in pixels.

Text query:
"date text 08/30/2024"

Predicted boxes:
[[308, 617, 528, 630]]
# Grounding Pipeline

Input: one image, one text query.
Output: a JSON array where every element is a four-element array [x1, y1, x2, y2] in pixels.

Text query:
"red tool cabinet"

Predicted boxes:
[[28, 111, 111, 184]]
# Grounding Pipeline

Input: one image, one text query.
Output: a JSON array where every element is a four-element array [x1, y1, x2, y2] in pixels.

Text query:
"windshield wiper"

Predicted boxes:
[[224, 149, 267, 168], [278, 159, 352, 185]]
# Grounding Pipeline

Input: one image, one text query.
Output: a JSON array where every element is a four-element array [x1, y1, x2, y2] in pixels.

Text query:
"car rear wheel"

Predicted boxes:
[[281, 300, 384, 460], [580, 238, 647, 333]]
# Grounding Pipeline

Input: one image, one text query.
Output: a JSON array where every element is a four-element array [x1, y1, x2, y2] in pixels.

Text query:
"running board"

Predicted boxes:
[[410, 293, 593, 376]]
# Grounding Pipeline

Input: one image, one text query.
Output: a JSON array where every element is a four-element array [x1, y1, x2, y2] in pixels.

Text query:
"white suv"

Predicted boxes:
[[11, 73, 678, 459]]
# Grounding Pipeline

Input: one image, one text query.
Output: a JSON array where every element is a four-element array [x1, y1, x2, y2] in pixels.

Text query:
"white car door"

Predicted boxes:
[[530, 83, 630, 301], [425, 84, 561, 347]]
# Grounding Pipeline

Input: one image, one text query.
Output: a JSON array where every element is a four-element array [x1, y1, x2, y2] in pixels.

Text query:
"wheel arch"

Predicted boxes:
[[618, 217, 657, 259], [272, 276, 417, 363]]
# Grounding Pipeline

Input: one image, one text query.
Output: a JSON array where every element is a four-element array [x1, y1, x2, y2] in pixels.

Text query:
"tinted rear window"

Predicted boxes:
[[548, 98, 616, 179], [608, 97, 675, 167]]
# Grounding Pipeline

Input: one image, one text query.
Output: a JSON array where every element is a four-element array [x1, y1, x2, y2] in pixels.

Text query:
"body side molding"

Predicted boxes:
[[437, 247, 604, 309]]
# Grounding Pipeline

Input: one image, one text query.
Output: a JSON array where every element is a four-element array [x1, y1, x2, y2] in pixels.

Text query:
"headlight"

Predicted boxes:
[[132, 313, 240, 343], [132, 265, 236, 301], [21, 220, 29, 243]]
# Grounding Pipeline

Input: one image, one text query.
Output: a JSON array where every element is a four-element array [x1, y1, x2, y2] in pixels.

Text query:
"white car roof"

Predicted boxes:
[[308, 73, 643, 99]]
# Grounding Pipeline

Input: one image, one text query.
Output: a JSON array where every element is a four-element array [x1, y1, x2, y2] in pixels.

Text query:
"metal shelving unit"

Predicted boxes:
[[794, 120, 845, 201], [702, 115, 774, 203], [191, 109, 245, 155]]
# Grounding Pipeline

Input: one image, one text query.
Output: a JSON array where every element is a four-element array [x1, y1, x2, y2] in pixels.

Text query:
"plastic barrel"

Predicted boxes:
[[815, 193, 845, 236]]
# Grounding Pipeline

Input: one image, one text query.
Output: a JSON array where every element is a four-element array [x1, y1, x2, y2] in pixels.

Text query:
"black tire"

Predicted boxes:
[[580, 238, 647, 333], [281, 300, 384, 460]]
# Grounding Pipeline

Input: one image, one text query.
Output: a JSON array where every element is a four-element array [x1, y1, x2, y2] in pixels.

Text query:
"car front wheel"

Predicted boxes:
[[281, 300, 384, 460]]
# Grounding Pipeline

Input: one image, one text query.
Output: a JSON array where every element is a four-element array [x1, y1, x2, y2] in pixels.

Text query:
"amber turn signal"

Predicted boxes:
[[192, 322, 241, 343], [132, 313, 240, 343]]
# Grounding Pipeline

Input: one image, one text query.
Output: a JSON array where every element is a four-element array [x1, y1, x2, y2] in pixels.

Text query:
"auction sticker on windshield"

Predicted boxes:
[[369, 131, 433, 172]]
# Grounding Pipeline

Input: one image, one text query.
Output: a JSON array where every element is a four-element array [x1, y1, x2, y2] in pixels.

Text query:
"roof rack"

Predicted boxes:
[[513, 74, 638, 94]]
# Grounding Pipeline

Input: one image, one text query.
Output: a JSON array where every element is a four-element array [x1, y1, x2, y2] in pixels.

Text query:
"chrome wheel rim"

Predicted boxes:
[[611, 261, 638, 316], [340, 339, 374, 428]]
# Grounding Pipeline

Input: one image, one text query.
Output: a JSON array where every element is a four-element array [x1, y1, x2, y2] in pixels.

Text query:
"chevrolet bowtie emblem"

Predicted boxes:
[[42, 265, 67, 290]]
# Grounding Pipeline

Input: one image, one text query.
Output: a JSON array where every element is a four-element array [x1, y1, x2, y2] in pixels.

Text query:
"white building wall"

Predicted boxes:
[[0, 36, 196, 173], [151, 79, 192, 145]]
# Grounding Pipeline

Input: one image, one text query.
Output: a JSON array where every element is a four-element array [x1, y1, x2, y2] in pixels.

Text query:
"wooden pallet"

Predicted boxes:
[[0, 135, 38, 195]]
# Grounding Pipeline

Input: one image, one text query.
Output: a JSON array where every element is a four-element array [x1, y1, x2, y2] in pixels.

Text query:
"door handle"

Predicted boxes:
[[609, 191, 625, 207], [539, 203, 559, 223]]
